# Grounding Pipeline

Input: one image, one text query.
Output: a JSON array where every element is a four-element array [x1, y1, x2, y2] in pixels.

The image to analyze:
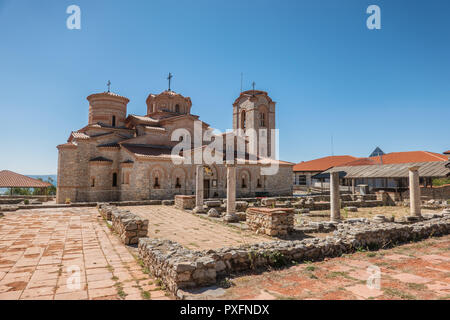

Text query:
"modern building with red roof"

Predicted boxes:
[[293, 155, 357, 187], [293, 150, 449, 190]]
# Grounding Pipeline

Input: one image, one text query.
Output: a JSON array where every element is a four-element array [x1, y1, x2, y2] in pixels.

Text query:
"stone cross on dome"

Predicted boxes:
[[107, 80, 111, 93], [167, 72, 173, 91]]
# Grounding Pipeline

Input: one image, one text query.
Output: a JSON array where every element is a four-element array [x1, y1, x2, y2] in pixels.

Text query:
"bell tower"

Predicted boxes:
[[232, 89, 276, 157]]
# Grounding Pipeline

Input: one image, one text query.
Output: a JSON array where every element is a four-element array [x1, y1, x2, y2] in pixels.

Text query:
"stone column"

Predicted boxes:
[[330, 171, 341, 222], [224, 164, 238, 222], [408, 166, 421, 217], [351, 178, 356, 195], [194, 165, 205, 213]]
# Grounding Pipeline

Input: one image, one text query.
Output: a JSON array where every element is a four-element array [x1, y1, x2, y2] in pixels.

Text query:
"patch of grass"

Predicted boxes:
[[309, 274, 318, 279], [155, 278, 163, 287], [137, 258, 145, 268], [188, 242, 200, 248], [366, 252, 377, 258], [115, 283, 127, 299], [141, 290, 151, 300], [218, 278, 235, 289], [277, 296, 296, 300], [326, 271, 348, 279], [111, 276, 119, 281], [154, 229, 160, 234], [305, 265, 316, 272], [407, 283, 426, 291], [383, 288, 417, 300]]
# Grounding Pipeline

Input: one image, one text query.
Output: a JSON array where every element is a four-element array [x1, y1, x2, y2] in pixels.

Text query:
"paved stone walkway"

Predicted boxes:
[[0, 208, 171, 300], [124, 205, 269, 250], [213, 235, 450, 300]]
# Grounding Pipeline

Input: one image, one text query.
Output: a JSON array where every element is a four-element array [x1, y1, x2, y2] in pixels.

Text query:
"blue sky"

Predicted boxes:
[[0, 0, 449, 174]]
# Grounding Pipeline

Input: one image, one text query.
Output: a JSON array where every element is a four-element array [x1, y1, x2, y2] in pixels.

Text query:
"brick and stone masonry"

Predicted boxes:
[[246, 207, 294, 236], [98, 204, 149, 245], [56, 89, 294, 204], [175, 195, 196, 210]]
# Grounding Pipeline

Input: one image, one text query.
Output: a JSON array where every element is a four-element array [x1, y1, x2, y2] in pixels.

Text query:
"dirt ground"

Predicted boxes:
[[206, 235, 450, 300]]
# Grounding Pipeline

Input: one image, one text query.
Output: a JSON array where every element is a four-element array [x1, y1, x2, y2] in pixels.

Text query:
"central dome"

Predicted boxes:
[[146, 90, 192, 116]]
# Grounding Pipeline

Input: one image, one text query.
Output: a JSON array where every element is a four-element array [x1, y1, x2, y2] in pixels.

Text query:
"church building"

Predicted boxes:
[[56, 82, 293, 204]]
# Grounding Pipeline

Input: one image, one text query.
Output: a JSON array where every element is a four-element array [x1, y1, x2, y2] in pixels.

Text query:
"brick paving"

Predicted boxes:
[[1, 206, 449, 301], [212, 235, 450, 300], [124, 205, 269, 250], [0, 208, 171, 300]]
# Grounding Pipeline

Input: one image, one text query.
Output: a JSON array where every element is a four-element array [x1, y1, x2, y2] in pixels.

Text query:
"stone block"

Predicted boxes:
[[207, 208, 220, 217], [175, 195, 195, 210], [246, 207, 294, 237], [205, 200, 221, 208]]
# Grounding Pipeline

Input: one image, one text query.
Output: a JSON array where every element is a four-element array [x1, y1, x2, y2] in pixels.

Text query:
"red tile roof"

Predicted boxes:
[[293, 156, 357, 172], [362, 151, 447, 165], [444, 150, 450, 155], [0, 171, 52, 188], [294, 151, 448, 172]]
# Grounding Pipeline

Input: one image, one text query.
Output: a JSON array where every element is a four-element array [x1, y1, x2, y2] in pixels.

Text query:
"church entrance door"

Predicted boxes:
[[203, 180, 210, 199]]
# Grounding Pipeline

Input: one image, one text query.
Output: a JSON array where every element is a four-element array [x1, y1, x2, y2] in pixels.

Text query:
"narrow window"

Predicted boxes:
[[241, 110, 246, 129], [112, 115, 116, 127], [154, 177, 160, 188], [175, 177, 181, 188], [260, 112, 266, 127], [242, 178, 247, 188], [175, 104, 180, 113], [112, 173, 117, 187], [257, 178, 262, 188], [91, 178, 95, 187]]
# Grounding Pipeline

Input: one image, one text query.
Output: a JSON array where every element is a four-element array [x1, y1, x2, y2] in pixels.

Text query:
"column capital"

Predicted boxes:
[[408, 166, 420, 172]]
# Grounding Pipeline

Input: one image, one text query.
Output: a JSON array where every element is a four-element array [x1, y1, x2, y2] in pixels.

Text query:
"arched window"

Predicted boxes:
[[175, 104, 180, 113], [91, 177, 95, 187], [242, 177, 247, 188], [257, 178, 262, 188], [241, 110, 246, 129], [154, 177, 160, 188], [112, 115, 116, 127], [175, 177, 181, 188], [112, 173, 117, 187]]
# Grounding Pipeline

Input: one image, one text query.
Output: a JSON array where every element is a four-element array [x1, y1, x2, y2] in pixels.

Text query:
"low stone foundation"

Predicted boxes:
[[246, 208, 294, 236], [175, 195, 195, 210], [98, 204, 149, 245], [138, 215, 450, 297]]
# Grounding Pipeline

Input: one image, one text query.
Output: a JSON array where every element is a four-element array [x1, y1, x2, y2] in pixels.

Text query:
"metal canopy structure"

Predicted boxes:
[[323, 161, 450, 179]]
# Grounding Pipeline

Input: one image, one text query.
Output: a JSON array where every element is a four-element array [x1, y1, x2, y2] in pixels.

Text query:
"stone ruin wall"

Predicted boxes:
[[138, 215, 450, 297]]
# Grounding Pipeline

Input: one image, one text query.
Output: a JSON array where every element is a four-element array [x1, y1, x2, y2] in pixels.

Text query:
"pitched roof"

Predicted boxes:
[[363, 151, 447, 165], [444, 150, 450, 155], [325, 161, 450, 179], [293, 156, 357, 172], [122, 144, 178, 160], [369, 147, 385, 157], [0, 170, 52, 188]]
